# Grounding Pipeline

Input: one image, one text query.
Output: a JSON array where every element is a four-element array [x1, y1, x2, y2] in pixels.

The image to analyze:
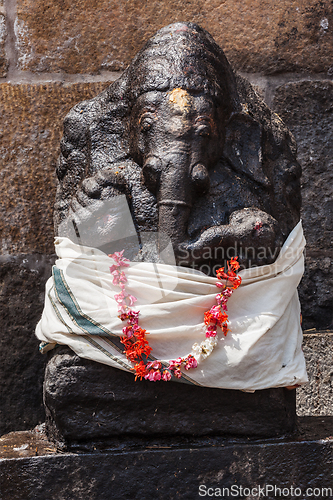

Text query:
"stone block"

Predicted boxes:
[[43, 347, 296, 450], [0, 254, 55, 436], [0, 13, 7, 77], [273, 81, 333, 330], [297, 332, 333, 416], [16, 0, 333, 75], [0, 82, 112, 255], [1, 421, 332, 500]]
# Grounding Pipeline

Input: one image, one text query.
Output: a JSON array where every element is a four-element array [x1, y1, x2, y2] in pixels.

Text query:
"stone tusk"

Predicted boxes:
[[157, 200, 192, 208]]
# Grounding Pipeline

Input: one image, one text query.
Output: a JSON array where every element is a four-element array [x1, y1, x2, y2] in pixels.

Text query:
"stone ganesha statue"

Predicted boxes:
[[41, 23, 304, 447], [55, 22, 301, 272]]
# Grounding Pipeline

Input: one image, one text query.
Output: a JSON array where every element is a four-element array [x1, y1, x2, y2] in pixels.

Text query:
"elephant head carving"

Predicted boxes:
[[55, 22, 301, 273]]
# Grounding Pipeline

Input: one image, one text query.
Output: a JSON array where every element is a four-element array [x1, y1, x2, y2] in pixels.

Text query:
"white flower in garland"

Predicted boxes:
[[191, 336, 219, 363]]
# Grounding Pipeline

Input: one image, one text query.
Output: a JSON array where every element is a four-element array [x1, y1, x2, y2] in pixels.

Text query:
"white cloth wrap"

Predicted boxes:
[[35, 221, 308, 391]]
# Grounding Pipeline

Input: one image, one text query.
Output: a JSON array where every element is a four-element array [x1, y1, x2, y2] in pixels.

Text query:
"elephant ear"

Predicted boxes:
[[223, 110, 270, 188]]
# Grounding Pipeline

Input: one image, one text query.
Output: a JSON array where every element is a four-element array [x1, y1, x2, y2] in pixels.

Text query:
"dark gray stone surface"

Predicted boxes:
[[297, 332, 333, 416], [273, 80, 333, 331], [3, 331, 330, 439], [44, 347, 296, 449], [0, 254, 55, 436], [1, 420, 332, 500]]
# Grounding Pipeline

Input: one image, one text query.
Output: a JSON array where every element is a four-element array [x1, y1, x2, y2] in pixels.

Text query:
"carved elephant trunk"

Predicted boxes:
[[157, 154, 192, 252], [143, 152, 210, 255]]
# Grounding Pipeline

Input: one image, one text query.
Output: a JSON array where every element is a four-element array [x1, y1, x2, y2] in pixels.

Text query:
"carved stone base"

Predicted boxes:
[[1, 419, 332, 500], [44, 347, 296, 449]]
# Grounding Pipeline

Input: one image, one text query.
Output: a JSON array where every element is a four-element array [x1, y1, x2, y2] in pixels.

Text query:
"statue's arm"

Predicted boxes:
[[54, 90, 113, 233], [181, 208, 283, 269]]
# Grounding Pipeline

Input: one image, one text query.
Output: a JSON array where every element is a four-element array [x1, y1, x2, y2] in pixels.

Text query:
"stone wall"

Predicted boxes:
[[1, 0, 332, 435]]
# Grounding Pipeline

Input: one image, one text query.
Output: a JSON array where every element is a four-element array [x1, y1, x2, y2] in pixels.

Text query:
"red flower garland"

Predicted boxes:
[[109, 251, 242, 381]]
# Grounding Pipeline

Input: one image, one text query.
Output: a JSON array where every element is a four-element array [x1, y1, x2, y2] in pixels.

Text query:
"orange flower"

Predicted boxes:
[[230, 276, 241, 289], [134, 361, 148, 381], [216, 268, 229, 281], [204, 311, 214, 325], [216, 312, 228, 328], [222, 323, 229, 336], [120, 337, 132, 349], [229, 256, 240, 272]]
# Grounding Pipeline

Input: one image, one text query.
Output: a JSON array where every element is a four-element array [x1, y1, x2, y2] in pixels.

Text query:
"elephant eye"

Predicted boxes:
[[195, 117, 212, 137], [197, 124, 211, 137], [139, 114, 155, 133]]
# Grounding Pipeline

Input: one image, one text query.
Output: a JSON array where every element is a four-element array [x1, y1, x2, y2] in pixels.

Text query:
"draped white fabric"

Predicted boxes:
[[35, 221, 308, 391]]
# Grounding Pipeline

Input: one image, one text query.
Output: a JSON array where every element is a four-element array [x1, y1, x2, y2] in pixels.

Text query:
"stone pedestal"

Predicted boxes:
[[44, 347, 296, 450], [1, 418, 332, 500]]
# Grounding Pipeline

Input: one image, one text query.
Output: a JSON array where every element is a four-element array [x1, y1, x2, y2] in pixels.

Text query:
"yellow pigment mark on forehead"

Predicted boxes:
[[168, 88, 191, 110]]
